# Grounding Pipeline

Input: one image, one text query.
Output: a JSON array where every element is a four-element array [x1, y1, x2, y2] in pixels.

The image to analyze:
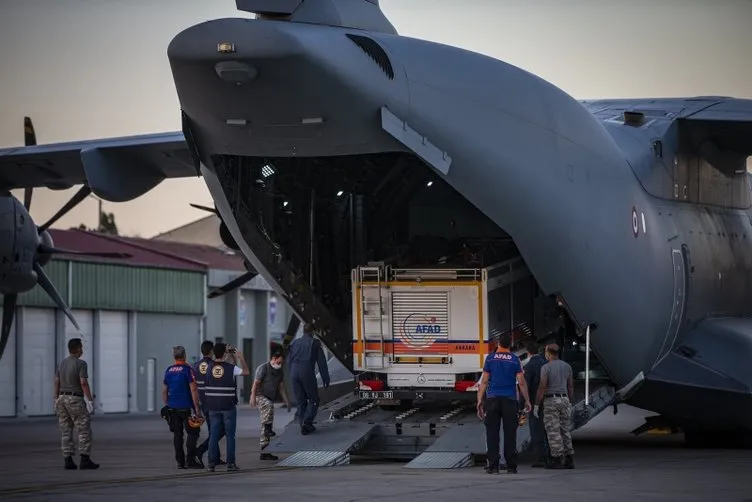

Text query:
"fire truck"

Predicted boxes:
[[351, 258, 535, 403], [265, 257, 617, 468]]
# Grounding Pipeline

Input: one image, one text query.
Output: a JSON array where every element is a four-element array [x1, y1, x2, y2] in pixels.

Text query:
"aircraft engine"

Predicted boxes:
[[0, 175, 132, 363]]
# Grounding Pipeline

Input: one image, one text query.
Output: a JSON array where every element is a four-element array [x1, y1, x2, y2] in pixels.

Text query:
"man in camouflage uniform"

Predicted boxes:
[[53, 338, 99, 470], [533, 343, 575, 469], [250, 351, 290, 460]]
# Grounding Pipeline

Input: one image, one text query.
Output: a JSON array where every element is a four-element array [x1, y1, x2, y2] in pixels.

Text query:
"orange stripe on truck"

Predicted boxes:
[[353, 341, 492, 355]]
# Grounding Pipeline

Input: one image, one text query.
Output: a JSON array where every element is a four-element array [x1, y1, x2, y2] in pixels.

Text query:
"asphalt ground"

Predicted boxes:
[[1, 404, 751, 501]]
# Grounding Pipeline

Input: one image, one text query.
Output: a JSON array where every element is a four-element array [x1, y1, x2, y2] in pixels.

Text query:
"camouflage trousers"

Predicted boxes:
[[55, 395, 92, 457], [542, 396, 574, 458], [258, 395, 275, 449]]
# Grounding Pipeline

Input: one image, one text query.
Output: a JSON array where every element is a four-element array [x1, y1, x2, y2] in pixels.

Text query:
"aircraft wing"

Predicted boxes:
[[580, 96, 752, 122], [0, 131, 198, 202], [581, 96, 752, 155]]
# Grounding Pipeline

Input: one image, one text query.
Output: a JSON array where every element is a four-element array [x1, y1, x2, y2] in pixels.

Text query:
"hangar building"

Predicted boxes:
[[0, 227, 294, 418]]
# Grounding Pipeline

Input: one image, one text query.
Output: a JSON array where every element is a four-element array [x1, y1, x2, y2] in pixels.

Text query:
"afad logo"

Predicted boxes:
[[399, 314, 442, 349]]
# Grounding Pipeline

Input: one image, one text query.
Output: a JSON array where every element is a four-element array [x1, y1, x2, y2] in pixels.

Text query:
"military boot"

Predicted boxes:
[[484, 460, 499, 474], [564, 454, 575, 469], [545, 456, 565, 469], [260, 452, 279, 460], [264, 424, 276, 438], [64, 456, 77, 470], [531, 457, 547, 468], [79, 455, 100, 470]]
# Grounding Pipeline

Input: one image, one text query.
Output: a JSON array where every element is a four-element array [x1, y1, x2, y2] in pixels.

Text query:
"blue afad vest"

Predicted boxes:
[[204, 361, 238, 411]]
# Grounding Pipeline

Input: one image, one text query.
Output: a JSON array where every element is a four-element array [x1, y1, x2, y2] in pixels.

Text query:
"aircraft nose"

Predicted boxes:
[[167, 18, 409, 159]]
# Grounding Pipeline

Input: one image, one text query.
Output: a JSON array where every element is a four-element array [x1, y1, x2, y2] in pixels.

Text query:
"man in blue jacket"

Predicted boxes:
[[524, 341, 550, 467], [287, 323, 330, 435]]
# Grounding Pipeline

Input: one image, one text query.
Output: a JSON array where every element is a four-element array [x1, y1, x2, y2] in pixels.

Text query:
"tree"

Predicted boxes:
[[74, 211, 119, 235], [98, 211, 119, 235]]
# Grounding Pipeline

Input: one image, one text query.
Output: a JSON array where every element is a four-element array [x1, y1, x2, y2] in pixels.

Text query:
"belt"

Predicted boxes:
[[545, 393, 567, 398], [60, 392, 83, 397]]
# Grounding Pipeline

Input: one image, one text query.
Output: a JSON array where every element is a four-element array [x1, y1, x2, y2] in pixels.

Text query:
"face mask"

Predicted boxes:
[[270, 362, 282, 370]]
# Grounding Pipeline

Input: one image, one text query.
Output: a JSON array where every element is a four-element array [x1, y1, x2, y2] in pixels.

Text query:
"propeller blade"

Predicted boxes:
[[38, 244, 131, 259], [207, 271, 257, 299], [23, 116, 37, 146], [23, 188, 33, 211], [38, 185, 92, 233], [33, 262, 80, 331], [190, 203, 218, 214], [281, 315, 302, 352], [0, 293, 17, 363]]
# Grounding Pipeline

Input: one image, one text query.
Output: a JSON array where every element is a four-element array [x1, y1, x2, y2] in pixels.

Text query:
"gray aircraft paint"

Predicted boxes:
[[167, 14, 673, 387], [1, 0, 752, 433]]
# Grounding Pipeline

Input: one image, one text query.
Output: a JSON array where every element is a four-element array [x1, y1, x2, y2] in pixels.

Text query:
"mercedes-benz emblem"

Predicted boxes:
[[417, 374, 426, 384]]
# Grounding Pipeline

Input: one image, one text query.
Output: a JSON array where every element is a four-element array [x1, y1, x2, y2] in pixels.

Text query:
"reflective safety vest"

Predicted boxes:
[[204, 361, 238, 411], [193, 356, 213, 406]]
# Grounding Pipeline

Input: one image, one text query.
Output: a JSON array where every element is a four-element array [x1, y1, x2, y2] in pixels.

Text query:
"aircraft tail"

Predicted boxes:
[[236, 0, 397, 34], [23, 117, 37, 146]]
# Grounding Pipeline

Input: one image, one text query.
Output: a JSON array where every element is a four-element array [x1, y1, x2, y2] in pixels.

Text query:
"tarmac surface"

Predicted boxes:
[[1, 403, 751, 501]]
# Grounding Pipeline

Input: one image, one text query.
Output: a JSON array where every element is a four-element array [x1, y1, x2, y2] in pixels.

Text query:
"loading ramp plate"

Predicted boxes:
[[405, 421, 531, 469], [405, 451, 474, 469], [266, 422, 376, 467], [277, 451, 351, 468]]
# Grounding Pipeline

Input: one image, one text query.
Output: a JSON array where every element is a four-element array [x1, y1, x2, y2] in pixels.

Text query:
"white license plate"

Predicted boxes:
[[359, 391, 394, 400]]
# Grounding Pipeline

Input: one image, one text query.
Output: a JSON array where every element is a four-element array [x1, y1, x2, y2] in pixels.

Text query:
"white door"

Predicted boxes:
[[63, 310, 94, 396], [0, 311, 17, 417], [21, 308, 56, 416], [97, 311, 128, 413]]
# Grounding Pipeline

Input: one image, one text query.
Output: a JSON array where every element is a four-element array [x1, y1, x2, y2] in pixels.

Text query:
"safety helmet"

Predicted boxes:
[[188, 416, 205, 429], [517, 410, 528, 427]]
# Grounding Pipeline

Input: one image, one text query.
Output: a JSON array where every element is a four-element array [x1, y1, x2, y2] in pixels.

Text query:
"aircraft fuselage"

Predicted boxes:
[[168, 16, 752, 434]]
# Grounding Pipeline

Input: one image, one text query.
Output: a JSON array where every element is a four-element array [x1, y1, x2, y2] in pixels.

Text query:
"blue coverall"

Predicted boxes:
[[524, 352, 550, 462], [287, 334, 330, 428]]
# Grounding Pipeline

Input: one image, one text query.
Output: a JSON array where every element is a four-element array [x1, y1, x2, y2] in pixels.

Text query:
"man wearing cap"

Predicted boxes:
[[162, 345, 203, 469], [534, 343, 575, 469]]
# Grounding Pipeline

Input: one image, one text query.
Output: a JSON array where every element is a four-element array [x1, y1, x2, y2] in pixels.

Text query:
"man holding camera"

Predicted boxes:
[[193, 340, 226, 467], [205, 343, 249, 472]]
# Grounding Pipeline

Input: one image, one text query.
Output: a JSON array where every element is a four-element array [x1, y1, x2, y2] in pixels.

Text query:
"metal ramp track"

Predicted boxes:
[[265, 421, 376, 468], [405, 421, 486, 469], [214, 159, 351, 369], [277, 451, 351, 468], [405, 452, 474, 469], [405, 418, 533, 469], [572, 385, 617, 429]]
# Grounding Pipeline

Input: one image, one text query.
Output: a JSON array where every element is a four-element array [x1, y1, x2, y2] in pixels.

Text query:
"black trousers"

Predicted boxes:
[[484, 396, 519, 468], [196, 405, 223, 458], [168, 408, 199, 466]]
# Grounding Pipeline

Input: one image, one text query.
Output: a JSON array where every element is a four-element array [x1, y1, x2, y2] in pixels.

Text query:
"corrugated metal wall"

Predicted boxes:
[[1, 260, 204, 315], [1, 260, 69, 307]]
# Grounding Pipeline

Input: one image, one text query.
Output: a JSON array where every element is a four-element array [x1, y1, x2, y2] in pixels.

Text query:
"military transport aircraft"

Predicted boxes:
[[1, 0, 751, 446]]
